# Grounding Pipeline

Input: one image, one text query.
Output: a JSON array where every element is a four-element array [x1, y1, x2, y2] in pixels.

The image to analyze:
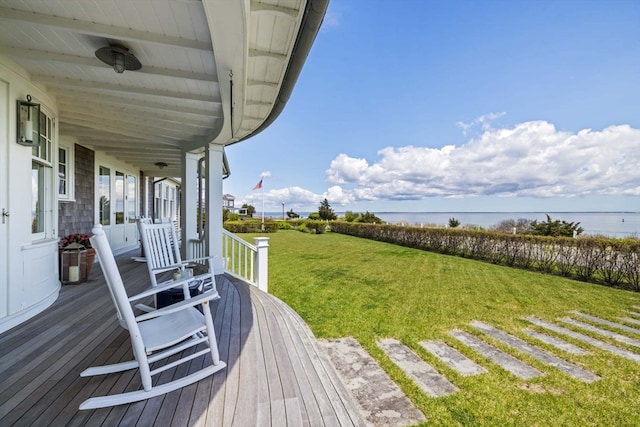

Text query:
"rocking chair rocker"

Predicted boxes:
[[79, 225, 226, 410]]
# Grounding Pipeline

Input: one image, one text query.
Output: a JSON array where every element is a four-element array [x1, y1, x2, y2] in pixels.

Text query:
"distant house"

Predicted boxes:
[[223, 194, 235, 211]]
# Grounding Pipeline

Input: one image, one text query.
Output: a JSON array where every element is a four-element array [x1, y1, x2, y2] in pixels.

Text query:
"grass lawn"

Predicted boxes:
[[243, 230, 640, 426]]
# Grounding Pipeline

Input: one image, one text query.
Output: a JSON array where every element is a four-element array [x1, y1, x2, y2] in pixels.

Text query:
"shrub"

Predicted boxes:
[[303, 220, 327, 234], [223, 220, 278, 233]]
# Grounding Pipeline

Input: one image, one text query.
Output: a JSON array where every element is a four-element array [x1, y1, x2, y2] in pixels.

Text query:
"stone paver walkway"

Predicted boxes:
[[522, 328, 589, 355], [525, 316, 640, 362], [561, 317, 640, 347], [450, 330, 543, 379], [319, 307, 640, 422], [471, 321, 600, 383], [318, 337, 426, 427], [377, 338, 458, 397], [571, 311, 640, 335], [621, 317, 640, 326], [420, 341, 488, 376]]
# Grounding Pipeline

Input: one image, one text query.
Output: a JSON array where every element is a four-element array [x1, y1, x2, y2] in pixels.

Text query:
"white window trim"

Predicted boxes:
[[57, 143, 75, 201], [31, 104, 56, 242]]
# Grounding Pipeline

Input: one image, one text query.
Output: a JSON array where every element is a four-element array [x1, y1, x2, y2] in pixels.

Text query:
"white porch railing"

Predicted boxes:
[[187, 230, 269, 292]]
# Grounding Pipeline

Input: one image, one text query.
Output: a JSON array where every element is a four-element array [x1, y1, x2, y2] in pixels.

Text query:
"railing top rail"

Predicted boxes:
[[223, 229, 258, 252]]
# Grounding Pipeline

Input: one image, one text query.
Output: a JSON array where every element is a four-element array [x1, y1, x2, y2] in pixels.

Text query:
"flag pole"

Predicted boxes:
[[261, 181, 265, 230]]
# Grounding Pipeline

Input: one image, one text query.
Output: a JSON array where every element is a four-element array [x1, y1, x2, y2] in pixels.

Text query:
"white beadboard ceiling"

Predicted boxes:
[[0, 0, 310, 176]]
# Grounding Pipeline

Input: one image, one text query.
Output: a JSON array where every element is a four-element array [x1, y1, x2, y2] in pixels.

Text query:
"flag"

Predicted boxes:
[[252, 178, 263, 190]]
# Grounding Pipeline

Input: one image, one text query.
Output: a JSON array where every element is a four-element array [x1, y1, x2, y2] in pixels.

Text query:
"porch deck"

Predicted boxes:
[[0, 252, 364, 426]]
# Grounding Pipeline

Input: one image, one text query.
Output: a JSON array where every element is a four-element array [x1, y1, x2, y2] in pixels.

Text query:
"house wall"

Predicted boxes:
[[58, 144, 95, 237], [0, 57, 60, 333]]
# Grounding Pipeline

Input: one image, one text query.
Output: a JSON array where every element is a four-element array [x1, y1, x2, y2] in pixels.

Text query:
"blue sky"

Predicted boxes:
[[224, 0, 640, 214]]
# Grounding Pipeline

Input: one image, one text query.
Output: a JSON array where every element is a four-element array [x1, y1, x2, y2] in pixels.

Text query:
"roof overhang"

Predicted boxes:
[[0, 0, 328, 177]]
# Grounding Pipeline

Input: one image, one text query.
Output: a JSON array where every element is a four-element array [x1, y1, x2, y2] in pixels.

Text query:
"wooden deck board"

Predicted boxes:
[[0, 251, 364, 427]]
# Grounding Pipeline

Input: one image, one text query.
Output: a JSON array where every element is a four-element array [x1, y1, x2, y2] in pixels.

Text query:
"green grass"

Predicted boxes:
[[245, 230, 640, 426]]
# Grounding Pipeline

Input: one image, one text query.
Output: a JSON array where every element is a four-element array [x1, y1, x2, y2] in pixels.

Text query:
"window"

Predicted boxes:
[[99, 166, 111, 225], [31, 162, 46, 234], [115, 171, 124, 224], [31, 109, 54, 239], [127, 175, 136, 223], [58, 145, 75, 200]]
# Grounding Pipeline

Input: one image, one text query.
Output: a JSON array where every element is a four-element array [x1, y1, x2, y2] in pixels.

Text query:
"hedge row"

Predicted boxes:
[[223, 220, 279, 233], [330, 222, 640, 291]]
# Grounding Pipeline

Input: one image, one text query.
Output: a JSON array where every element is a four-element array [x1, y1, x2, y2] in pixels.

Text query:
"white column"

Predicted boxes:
[[181, 152, 200, 259], [254, 237, 269, 293], [206, 145, 225, 274]]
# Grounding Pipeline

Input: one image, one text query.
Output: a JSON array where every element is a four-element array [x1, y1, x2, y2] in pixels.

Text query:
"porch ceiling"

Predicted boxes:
[[0, 0, 323, 177]]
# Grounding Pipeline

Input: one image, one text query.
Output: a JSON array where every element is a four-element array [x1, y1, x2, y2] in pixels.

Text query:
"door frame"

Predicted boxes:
[[0, 79, 8, 318]]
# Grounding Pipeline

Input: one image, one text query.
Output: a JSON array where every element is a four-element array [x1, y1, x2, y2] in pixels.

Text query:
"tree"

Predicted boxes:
[[242, 203, 256, 218], [448, 217, 460, 228], [493, 218, 532, 234], [359, 211, 383, 223], [344, 211, 359, 222], [529, 214, 584, 237], [318, 198, 337, 220]]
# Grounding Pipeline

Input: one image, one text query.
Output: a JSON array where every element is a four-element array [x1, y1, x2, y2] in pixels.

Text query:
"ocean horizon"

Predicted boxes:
[[258, 210, 639, 238]]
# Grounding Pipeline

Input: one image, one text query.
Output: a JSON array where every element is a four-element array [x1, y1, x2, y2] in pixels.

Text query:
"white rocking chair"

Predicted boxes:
[[79, 224, 226, 410]]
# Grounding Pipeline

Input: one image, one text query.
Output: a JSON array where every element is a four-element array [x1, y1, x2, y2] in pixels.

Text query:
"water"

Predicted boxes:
[[262, 211, 639, 238], [374, 212, 639, 239]]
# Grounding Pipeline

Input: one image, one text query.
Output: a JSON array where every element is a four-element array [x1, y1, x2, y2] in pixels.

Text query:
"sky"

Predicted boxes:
[[223, 0, 640, 214]]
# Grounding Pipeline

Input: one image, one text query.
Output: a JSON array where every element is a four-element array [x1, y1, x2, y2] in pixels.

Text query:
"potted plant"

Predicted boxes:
[[59, 233, 96, 277]]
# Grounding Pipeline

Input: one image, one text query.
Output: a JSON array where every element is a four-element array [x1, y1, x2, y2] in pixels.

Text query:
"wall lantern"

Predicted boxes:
[[17, 95, 41, 146], [61, 242, 88, 285]]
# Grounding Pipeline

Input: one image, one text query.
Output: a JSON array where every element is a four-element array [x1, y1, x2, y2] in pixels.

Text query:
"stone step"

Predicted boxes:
[[522, 328, 589, 355], [471, 321, 599, 383], [318, 337, 426, 427], [561, 317, 640, 348], [571, 311, 640, 335], [419, 341, 488, 376], [450, 330, 543, 379], [628, 311, 640, 318], [525, 316, 640, 362], [377, 338, 458, 397]]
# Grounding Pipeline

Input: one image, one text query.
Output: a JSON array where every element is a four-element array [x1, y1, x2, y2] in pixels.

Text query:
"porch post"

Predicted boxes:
[[205, 144, 225, 274], [254, 237, 269, 293], [181, 152, 200, 259]]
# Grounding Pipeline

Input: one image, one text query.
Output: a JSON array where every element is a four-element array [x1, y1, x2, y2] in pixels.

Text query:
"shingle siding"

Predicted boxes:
[[58, 145, 94, 237]]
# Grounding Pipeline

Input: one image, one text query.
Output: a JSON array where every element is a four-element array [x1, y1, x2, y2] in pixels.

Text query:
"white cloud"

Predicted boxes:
[[456, 112, 506, 135], [325, 121, 640, 201], [327, 154, 368, 184], [239, 121, 639, 212]]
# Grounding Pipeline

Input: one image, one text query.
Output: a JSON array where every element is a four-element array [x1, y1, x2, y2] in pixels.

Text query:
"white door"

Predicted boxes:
[[0, 80, 9, 318], [98, 166, 137, 251]]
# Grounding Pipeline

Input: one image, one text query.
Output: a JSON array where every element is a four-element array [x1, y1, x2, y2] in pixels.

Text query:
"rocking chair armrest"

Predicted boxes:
[[128, 277, 194, 302], [182, 255, 217, 266], [135, 289, 220, 322], [149, 262, 189, 275]]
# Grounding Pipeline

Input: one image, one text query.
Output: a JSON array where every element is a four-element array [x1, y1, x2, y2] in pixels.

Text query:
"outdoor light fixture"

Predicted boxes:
[[16, 94, 40, 146], [155, 162, 168, 169], [95, 45, 142, 74]]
